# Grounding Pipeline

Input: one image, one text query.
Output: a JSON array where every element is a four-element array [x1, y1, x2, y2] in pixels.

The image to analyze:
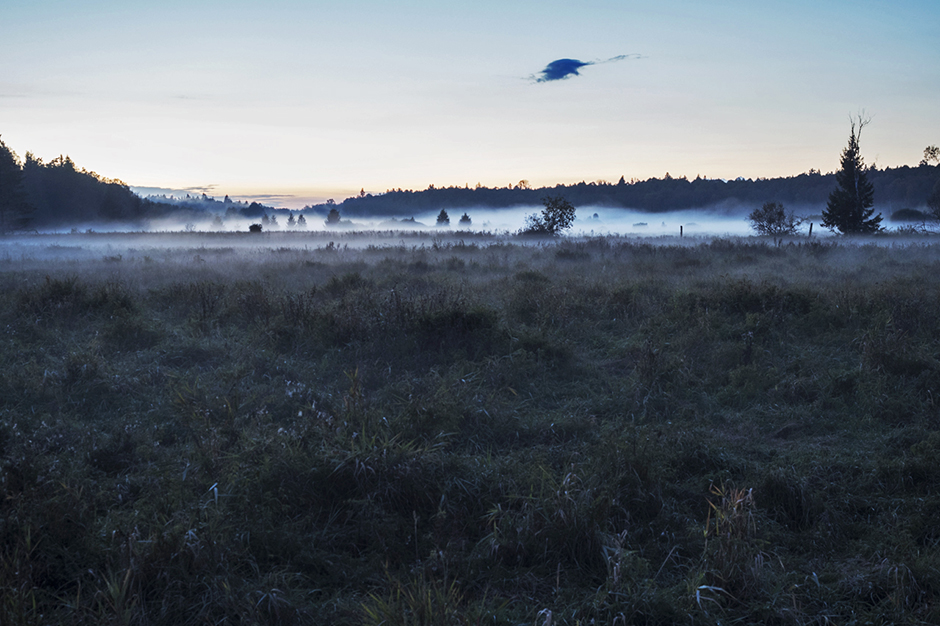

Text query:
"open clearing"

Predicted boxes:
[[2, 231, 940, 624]]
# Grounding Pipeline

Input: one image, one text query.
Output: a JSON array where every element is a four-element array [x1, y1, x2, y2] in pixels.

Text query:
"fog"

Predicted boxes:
[[326, 205, 778, 238], [408, 205, 769, 237], [12, 204, 926, 266], [148, 205, 820, 235], [29, 204, 790, 238]]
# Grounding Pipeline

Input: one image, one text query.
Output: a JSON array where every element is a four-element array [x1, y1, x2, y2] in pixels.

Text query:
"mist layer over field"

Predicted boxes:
[[4, 203, 842, 264], [403, 206, 766, 237], [38, 203, 825, 239]]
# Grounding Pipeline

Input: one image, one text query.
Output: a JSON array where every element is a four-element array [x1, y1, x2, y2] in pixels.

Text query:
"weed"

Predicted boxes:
[[702, 482, 770, 601], [361, 570, 478, 626]]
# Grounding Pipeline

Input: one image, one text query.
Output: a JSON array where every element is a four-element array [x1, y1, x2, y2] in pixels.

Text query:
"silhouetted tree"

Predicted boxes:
[[922, 145, 940, 166], [927, 180, 940, 221], [925, 146, 940, 221], [246, 201, 266, 217], [459, 212, 471, 225], [261, 213, 270, 226], [521, 195, 576, 235], [822, 117, 882, 234], [249, 223, 262, 233], [287, 212, 296, 227], [748, 201, 803, 237], [0, 138, 35, 232], [297, 214, 307, 228], [436, 209, 450, 226], [326, 207, 341, 225], [16, 150, 148, 225]]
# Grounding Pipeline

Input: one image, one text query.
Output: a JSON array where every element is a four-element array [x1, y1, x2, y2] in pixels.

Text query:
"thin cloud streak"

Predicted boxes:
[[132, 185, 219, 197], [131, 185, 306, 207]]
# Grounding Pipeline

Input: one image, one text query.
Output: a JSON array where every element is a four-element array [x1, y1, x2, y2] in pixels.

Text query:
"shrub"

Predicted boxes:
[[520, 195, 575, 236], [747, 201, 803, 237]]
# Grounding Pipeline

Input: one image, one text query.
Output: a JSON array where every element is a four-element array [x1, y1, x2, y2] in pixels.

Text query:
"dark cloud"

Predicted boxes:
[[536, 58, 592, 82], [533, 54, 643, 83]]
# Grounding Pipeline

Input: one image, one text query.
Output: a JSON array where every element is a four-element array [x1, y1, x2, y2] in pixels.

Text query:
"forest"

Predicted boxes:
[[329, 165, 939, 219], [2, 137, 939, 231]]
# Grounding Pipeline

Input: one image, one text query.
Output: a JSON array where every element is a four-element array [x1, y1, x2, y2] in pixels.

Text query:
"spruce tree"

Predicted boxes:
[[0, 138, 35, 232], [821, 118, 881, 234]]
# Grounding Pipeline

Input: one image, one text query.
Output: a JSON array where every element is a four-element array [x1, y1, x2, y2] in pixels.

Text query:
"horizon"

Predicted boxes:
[[128, 168, 840, 211], [3, 1, 938, 209]]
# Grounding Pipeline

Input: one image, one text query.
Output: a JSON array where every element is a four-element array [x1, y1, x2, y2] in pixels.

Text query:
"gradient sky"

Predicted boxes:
[[2, 0, 938, 207]]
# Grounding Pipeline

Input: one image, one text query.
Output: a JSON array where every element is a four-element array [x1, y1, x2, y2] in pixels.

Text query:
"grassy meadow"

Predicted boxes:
[[1, 231, 940, 624]]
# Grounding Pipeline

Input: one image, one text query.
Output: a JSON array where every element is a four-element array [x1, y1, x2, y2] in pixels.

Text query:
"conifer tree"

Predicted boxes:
[[821, 118, 881, 234], [0, 138, 35, 232]]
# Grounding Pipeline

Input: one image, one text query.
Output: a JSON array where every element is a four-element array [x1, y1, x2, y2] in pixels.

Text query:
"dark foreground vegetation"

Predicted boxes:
[[2, 234, 940, 624]]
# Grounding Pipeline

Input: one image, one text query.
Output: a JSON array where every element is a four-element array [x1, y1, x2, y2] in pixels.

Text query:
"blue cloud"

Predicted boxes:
[[533, 54, 642, 83], [536, 58, 591, 82]]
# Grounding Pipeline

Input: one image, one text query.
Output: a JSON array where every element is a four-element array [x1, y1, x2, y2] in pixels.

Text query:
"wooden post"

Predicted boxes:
[[808, 222, 813, 237], [680, 225, 683, 238]]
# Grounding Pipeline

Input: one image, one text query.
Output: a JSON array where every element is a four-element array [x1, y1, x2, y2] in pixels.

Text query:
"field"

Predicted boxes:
[[1, 231, 940, 625]]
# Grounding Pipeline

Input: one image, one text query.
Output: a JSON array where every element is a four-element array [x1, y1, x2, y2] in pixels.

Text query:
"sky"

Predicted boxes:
[[2, 0, 938, 208]]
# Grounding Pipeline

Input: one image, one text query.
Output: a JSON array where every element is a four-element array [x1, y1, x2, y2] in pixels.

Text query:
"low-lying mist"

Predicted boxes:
[[37, 203, 827, 238], [17, 203, 937, 267]]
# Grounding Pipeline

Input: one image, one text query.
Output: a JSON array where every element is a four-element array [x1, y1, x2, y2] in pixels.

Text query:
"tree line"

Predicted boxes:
[[323, 163, 938, 219], [748, 120, 940, 236], [0, 138, 165, 231], [2, 133, 939, 233], [0, 138, 286, 232]]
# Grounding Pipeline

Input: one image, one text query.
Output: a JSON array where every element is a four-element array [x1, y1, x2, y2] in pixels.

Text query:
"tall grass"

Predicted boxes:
[[1, 235, 940, 624]]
